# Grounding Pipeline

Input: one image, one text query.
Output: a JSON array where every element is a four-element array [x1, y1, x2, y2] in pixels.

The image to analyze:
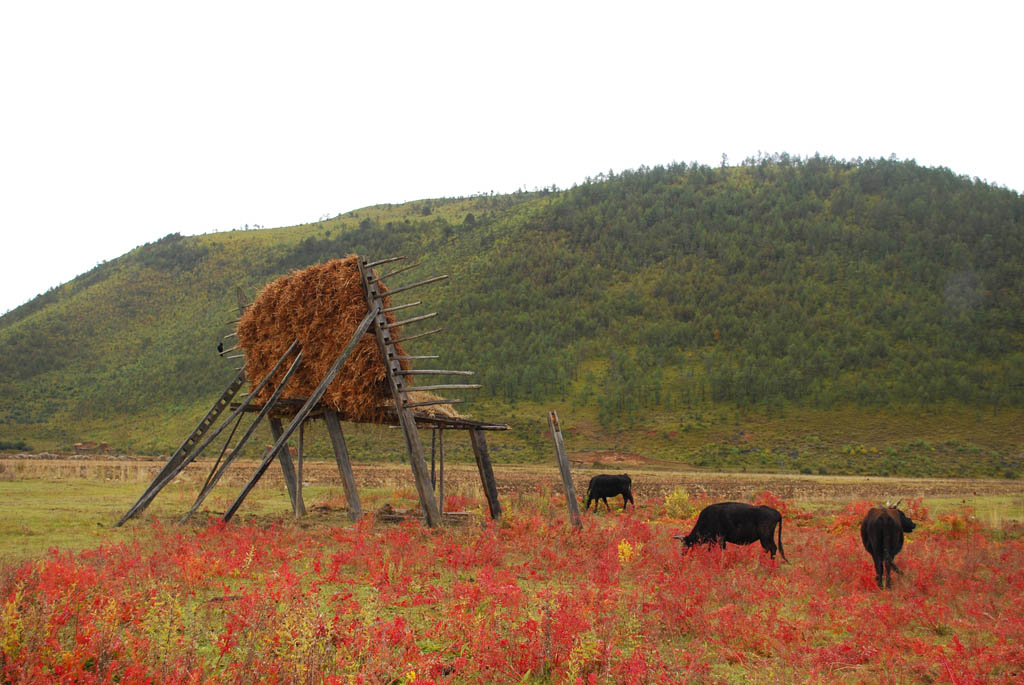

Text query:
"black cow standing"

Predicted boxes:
[[861, 503, 915, 589], [674, 502, 787, 562], [585, 474, 634, 512]]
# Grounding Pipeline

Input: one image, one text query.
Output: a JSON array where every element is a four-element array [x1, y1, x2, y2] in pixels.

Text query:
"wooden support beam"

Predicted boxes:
[[118, 368, 244, 525], [395, 369, 474, 376], [324, 408, 362, 521], [270, 417, 306, 518], [119, 339, 299, 526], [470, 428, 502, 520], [404, 384, 481, 392], [374, 261, 421, 281], [382, 301, 421, 314], [377, 275, 448, 298], [381, 312, 437, 329], [180, 350, 304, 522], [391, 354, 439, 361], [387, 328, 443, 345], [403, 398, 463, 409], [431, 428, 436, 489], [223, 306, 378, 522], [439, 428, 445, 514], [297, 422, 304, 510], [548, 410, 581, 529], [365, 256, 406, 268]]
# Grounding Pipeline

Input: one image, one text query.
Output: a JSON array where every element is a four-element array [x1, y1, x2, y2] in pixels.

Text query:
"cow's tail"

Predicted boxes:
[[777, 517, 788, 563]]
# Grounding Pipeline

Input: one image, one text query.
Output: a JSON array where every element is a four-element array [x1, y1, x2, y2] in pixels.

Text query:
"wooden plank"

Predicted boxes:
[[359, 256, 441, 527], [377, 274, 448, 298], [391, 354, 439, 360], [548, 410, 581, 528], [324, 409, 362, 521], [223, 306, 378, 522], [439, 428, 445, 514], [470, 428, 502, 520]]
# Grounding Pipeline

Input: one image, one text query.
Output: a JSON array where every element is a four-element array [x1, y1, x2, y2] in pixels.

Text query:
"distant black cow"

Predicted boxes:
[[674, 502, 787, 561], [585, 474, 634, 512], [861, 503, 915, 589]]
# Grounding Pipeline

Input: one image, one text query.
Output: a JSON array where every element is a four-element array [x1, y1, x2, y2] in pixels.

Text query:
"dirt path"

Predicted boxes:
[[3, 454, 1020, 506]]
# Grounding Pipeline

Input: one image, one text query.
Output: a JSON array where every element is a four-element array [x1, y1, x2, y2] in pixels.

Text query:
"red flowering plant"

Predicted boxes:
[[2, 489, 1024, 683]]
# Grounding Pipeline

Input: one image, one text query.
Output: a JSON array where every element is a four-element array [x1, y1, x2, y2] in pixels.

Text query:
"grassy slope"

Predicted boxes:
[[1, 160, 1022, 478]]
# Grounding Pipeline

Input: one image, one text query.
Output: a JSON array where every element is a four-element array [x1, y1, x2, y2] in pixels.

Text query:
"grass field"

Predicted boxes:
[[2, 457, 1024, 682]]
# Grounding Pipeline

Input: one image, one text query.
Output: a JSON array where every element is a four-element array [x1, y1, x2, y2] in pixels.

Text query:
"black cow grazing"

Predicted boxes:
[[861, 503, 915, 589], [674, 502, 787, 562], [585, 474, 634, 512]]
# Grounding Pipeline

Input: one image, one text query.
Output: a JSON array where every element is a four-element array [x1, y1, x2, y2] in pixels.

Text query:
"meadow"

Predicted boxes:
[[2, 458, 1023, 683]]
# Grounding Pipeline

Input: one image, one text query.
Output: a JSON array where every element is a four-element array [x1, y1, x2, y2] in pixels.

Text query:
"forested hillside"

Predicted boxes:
[[1, 155, 1022, 474]]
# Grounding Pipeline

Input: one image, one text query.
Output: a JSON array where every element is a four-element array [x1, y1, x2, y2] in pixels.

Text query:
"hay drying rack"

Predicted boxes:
[[117, 255, 507, 528]]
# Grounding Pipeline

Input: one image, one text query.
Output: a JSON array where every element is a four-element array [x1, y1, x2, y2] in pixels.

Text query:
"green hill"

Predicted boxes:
[[2, 155, 1022, 477]]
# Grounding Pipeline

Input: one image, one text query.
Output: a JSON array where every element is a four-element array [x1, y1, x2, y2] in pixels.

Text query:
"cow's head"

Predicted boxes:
[[887, 502, 916, 534], [896, 508, 916, 533], [672, 534, 696, 550]]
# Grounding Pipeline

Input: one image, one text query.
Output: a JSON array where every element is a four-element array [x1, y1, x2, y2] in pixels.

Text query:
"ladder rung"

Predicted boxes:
[[403, 398, 464, 409], [381, 312, 437, 329], [364, 256, 406, 268]]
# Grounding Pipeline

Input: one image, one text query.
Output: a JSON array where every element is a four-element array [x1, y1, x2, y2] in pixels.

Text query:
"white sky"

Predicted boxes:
[[1, 1, 1021, 315]]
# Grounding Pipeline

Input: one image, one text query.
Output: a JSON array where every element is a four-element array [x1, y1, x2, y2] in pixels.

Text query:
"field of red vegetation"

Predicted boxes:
[[2, 489, 1023, 683]]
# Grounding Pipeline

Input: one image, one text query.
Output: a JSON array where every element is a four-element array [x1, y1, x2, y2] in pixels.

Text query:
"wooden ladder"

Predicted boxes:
[[117, 368, 246, 525]]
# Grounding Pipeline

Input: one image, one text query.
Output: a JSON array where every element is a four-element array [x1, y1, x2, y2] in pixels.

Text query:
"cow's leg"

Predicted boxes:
[[873, 555, 884, 588], [884, 558, 894, 589], [602, 497, 611, 512], [761, 535, 777, 560]]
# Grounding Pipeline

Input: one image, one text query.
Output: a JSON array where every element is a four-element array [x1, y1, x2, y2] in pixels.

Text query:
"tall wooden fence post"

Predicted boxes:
[[548, 410, 581, 529]]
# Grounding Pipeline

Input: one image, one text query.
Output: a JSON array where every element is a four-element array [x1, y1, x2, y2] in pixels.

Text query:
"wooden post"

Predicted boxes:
[[431, 428, 436, 489], [270, 418, 306, 517], [439, 428, 444, 514], [469, 428, 502, 520], [297, 421, 304, 510], [323, 408, 362, 521], [548, 410, 581, 529]]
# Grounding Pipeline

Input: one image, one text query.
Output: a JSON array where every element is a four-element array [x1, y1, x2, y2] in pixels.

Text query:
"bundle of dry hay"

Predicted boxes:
[[237, 255, 460, 422]]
